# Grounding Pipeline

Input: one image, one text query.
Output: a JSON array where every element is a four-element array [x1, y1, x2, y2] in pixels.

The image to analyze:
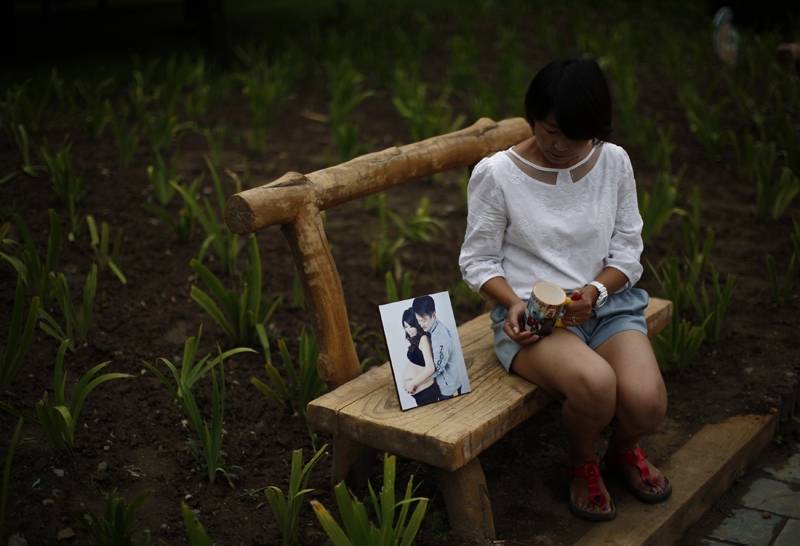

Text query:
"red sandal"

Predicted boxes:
[[565, 461, 616, 522], [604, 447, 672, 503]]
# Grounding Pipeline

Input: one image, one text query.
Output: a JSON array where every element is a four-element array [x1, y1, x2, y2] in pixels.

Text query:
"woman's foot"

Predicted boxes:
[[566, 461, 616, 521], [604, 447, 672, 503]]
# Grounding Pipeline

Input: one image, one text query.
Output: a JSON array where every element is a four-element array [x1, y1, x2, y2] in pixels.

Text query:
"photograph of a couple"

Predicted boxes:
[[379, 292, 471, 411]]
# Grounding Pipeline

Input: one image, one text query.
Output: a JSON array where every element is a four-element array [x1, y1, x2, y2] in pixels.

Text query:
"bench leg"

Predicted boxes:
[[331, 436, 378, 488], [437, 457, 496, 543]]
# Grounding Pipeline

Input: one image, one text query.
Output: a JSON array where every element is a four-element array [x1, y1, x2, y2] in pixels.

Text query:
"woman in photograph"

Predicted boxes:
[[401, 308, 441, 406], [459, 58, 671, 521]]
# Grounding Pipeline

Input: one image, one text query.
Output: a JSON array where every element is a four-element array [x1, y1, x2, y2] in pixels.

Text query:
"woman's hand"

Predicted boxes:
[[562, 288, 594, 326], [504, 299, 543, 345]]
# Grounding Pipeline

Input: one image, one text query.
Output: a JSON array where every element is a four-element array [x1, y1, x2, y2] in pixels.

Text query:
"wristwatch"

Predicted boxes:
[[586, 281, 608, 309]]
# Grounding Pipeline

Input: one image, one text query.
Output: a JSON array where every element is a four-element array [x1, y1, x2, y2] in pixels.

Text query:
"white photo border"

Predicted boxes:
[[379, 291, 471, 411]]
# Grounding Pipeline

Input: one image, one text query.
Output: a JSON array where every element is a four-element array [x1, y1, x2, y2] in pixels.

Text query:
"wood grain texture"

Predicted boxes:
[[306, 298, 673, 472], [225, 172, 313, 234], [282, 203, 361, 389], [573, 412, 777, 546], [438, 458, 496, 542], [224, 117, 532, 234], [645, 296, 672, 338]]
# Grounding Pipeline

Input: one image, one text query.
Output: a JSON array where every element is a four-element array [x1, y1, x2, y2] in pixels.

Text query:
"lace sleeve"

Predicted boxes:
[[604, 150, 644, 289], [459, 158, 508, 294]]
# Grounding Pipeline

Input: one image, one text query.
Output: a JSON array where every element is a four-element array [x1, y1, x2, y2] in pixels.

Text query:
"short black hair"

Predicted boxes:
[[524, 58, 612, 141], [412, 295, 436, 317]]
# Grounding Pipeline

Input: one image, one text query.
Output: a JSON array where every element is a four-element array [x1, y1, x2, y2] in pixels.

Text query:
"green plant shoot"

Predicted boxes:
[[175, 157, 241, 275], [1, 418, 24, 543], [64, 488, 153, 546], [391, 66, 465, 143], [85, 215, 126, 284], [688, 266, 736, 345], [264, 444, 328, 546], [177, 324, 255, 394], [36, 137, 85, 236], [36, 340, 132, 455], [7, 210, 62, 305], [147, 151, 180, 207], [1, 275, 40, 393], [651, 311, 708, 374], [105, 99, 140, 168], [370, 194, 406, 277], [38, 264, 98, 352], [766, 253, 795, 306], [142, 173, 202, 242], [172, 503, 215, 545], [190, 236, 282, 345], [311, 453, 428, 546], [142, 347, 231, 486], [251, 328, 327, 417], [389, 196, 448, 243]]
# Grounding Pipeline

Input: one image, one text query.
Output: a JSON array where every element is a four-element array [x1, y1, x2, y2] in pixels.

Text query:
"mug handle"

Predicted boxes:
[[555, 292, 582, 328]]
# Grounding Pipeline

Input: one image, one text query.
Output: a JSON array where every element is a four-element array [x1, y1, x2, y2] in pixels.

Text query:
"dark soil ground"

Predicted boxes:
[[2, 3, 800, 546]]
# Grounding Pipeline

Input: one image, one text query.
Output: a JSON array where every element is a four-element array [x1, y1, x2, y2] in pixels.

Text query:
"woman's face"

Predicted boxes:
[[403, 321, 418, 338], [534, 112, 592, 167]]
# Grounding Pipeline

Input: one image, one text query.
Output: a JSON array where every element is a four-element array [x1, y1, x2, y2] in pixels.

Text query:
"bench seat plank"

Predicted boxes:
[[306, 297, 672, 473]]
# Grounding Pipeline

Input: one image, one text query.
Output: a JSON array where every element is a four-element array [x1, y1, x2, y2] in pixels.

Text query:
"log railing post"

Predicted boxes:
[[280, 194, 377, 485], [281, 200, 361, 390]]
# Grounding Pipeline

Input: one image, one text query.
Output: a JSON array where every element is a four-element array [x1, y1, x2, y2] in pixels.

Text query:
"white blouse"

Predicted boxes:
[[459, 141, 644, 300]]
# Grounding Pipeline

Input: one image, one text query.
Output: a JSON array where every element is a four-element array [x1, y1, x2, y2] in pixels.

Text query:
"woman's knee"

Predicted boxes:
[[567, 364, 617, 416], [617, 380, 668, 432]]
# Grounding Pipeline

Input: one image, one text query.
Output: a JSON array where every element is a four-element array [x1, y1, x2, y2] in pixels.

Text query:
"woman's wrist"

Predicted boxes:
[[583, 284, 600, 307]]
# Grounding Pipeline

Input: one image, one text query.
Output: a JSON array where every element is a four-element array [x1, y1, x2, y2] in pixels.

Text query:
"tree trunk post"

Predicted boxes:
[[281, 201, 374, 485], [437, 457, 496, 543], [280, 202, 361, 390]]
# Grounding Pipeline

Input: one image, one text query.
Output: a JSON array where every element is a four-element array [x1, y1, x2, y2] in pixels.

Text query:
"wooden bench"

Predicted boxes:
[[225, 117, 673, 543]]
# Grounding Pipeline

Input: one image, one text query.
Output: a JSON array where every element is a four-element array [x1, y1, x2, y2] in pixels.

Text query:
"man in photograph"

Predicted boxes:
[[411, 295, 463, 399]]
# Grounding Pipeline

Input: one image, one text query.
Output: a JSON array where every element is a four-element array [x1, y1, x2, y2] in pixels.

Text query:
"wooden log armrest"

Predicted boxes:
[[306, 297, 673, 473]]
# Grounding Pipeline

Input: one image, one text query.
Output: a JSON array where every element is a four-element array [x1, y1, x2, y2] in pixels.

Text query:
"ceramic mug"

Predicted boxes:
[[523, 281, 578, 336]]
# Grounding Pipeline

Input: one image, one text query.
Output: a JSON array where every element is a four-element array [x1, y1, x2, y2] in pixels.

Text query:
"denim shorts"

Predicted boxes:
[[490, 288, 650, 373]]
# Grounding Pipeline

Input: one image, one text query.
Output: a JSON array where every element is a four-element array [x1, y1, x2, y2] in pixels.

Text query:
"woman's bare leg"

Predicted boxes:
[[596, 330, 669, 495], [511, 329, 617, 515]]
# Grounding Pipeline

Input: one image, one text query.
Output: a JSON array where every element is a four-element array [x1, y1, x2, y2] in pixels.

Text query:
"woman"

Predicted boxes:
[[459, 58, 671, 522], [400, 308, 441, 406]]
